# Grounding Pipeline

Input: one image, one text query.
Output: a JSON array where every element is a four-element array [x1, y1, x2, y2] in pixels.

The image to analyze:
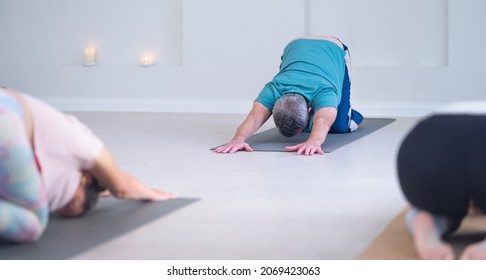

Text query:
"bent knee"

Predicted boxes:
[[330, 122, 351, 133], [11, 220, 46, 242], [0, 206, 47, 243], [20, 227, 44, 242]]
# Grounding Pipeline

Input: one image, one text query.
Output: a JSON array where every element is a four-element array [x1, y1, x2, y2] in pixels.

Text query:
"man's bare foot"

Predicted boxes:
[[460, 240, 486, 260], [411, 211, 454, 260]]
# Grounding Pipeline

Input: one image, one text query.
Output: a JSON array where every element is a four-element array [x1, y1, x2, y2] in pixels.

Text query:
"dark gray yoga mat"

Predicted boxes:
[[213, 118, 395, 153], [0, 197, 198, 260]]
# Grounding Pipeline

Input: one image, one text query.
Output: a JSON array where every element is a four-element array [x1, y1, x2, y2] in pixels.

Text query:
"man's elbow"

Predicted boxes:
[[314, 116, 333, 130]]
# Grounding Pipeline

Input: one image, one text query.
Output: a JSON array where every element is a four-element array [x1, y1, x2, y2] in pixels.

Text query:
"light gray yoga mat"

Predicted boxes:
[[212, 118, 395, 153], [0, 197, 198, 260]]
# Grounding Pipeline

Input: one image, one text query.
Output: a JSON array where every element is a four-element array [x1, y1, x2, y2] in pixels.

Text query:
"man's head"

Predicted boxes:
[[272, 93, 310, 137], [56, 172, 105, 218]]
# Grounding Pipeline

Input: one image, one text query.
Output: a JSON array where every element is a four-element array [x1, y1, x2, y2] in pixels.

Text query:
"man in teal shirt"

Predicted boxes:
[[214, 36, 363, 156]]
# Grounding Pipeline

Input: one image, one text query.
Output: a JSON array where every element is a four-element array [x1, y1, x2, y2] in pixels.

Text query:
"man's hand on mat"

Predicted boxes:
[[285, 141, 324, 156], [214, 142, 253, 154]]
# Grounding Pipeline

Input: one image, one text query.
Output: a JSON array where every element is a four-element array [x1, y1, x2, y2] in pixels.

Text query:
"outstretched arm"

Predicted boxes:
[[214, 101, 271, 154], [285, 107, 337, 156], [89, 146, 175, 201]]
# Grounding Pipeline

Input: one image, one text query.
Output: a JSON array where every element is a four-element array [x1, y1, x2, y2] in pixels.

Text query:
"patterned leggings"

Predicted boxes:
[[0, 92, 48, 242]]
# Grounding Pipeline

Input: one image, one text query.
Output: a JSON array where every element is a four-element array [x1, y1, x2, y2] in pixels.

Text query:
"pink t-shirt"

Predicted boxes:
[[23, 94, 103, 211]]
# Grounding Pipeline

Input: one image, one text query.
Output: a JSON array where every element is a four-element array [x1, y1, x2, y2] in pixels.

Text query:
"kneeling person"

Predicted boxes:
[[397, 101, 486, 260], [214, 35, 363, 156]]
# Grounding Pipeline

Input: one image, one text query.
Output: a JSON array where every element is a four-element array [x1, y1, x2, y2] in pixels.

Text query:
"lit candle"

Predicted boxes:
[[140, 55, 155, 67], [83, 47, 97, 66]]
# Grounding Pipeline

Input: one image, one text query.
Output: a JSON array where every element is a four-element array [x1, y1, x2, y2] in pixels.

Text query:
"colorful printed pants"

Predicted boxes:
[[0, 92, 48, 242]]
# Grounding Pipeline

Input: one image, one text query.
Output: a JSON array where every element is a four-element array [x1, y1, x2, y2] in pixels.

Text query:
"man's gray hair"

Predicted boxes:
[[272, 93, 309, 137]]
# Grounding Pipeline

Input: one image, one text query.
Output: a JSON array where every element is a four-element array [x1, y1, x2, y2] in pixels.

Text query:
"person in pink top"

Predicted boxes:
[[0, 86, 175, 242]]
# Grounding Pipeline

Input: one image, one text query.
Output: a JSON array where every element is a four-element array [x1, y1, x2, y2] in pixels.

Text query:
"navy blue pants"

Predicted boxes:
[[330, 43, 363, 133]]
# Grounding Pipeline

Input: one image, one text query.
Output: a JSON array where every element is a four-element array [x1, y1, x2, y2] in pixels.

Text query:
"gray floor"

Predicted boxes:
[[68, 112, 419, 260]]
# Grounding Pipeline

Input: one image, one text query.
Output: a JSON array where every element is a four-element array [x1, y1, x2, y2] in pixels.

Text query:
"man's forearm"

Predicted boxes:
[[231, 117, 259, 142], [231, 103, 271, 143], [308, 119, 331, 145], [309, 107, 337, 145]]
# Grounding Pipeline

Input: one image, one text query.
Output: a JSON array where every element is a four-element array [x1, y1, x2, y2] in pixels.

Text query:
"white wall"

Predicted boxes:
[[1, 0, 485, 116]]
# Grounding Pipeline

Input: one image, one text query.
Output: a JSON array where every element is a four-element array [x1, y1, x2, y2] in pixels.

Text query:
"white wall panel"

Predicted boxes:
[[61, 0, 182, 66], [308, 0, 449, 67], [1, 0, 485, 115], [183, 0, 304, 67], [178, 0, 306, 100]]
